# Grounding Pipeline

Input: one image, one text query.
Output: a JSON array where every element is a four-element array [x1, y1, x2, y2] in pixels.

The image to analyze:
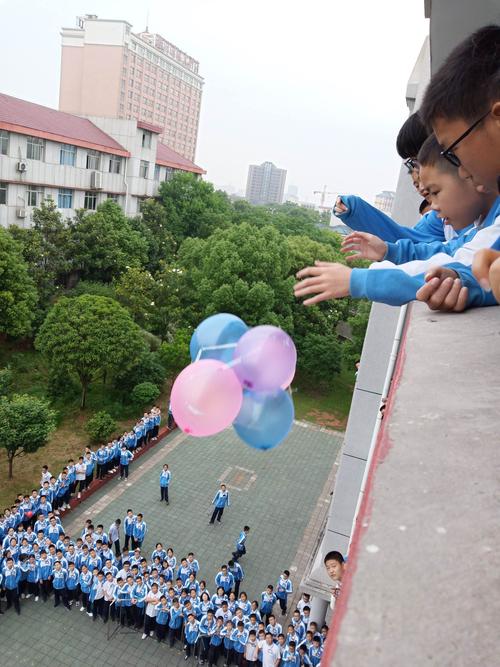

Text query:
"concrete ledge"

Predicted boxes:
[[326, 303, 500, 665]]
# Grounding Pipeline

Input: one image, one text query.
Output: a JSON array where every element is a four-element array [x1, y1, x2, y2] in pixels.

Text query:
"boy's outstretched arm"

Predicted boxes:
[[294, 262, 351, 305], [341, 232, 387, 262]]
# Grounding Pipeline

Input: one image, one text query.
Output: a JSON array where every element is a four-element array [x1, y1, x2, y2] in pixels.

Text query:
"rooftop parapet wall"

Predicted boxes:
[[326, 302, 500, 665]]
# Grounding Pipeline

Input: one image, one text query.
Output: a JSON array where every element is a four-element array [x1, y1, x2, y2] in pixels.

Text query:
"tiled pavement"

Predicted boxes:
[[0, 423, 343, 666]]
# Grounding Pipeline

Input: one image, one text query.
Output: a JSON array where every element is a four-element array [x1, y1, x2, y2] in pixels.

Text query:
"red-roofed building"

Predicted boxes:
[[0, 92, 205, 227]]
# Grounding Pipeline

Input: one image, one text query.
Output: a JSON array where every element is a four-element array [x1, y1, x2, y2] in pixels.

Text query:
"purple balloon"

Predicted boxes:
[[171, 360, 243, 437], [233, 325, 297, 392]]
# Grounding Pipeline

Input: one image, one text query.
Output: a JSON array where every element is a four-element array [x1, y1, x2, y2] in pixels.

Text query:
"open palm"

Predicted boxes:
[[341, 232, 387, 262]]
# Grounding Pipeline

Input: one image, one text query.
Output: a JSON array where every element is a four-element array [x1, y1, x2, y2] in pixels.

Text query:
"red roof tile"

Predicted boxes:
[[0, 92, 128, 156], [137, 120, 163, 134], [156, 142, 206, 175]]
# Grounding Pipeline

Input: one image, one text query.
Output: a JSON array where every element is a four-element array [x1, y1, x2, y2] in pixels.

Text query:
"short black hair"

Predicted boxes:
[[421, 25, 500, 126], [324, 550, 344, 565], [396, 112, 429, 159], [419, 198, 431, 216], [417, 134, 458, 175]]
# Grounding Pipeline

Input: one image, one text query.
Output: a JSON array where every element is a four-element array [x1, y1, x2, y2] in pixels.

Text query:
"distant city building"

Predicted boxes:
[[285, 184, 299, 203], [59, 14, 204, 162], [0, 92, 204, 227], [245, 161, 287, 205], [374, 190, 396, 215]]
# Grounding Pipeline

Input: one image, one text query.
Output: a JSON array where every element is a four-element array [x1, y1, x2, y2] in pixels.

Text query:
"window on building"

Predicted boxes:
[[109, 155, 122, 174], [154, 164, 161, 180], [58, 188, 73, 209], [141, 130, 152, 148], [60, 144, 76, 166], [86, 150, 101, 170], [0, 130, 8, 155], [84, 191, 97, 210], [139, 160, 149, 178], [27, 136, 45, 161], [27, 185, 44, 207], [164, 167, 175, 182], [107, 193, 119, 202], [0, 182, 7, 205]]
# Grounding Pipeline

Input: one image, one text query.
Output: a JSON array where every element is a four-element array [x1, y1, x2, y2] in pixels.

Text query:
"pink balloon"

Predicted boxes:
[[171, 360, 243, 437], [234, 325, 297, 392]]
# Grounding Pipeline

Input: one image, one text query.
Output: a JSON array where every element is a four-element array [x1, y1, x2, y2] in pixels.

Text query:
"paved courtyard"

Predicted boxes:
[[0, 423, 343, 666]]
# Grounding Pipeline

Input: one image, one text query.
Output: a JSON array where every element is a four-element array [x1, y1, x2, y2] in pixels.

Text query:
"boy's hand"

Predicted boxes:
[[416, 267, 468, 312], [294, 261, 352, 305], [472, 248, 500, 298], [341, 231, 387, 262], [333, 196, 348, 216]]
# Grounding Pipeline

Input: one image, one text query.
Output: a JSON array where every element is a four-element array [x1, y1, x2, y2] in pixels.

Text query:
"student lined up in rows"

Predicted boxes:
[[0, 511, 323, 666]]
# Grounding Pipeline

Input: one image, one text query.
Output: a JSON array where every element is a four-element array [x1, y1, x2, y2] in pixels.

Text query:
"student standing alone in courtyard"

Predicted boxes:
[[210, 483, 230, 524]]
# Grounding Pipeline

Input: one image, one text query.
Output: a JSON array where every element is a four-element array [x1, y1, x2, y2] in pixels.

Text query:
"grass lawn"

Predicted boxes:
[[0, 341, 354, 509], [293, 365, 356, 429]]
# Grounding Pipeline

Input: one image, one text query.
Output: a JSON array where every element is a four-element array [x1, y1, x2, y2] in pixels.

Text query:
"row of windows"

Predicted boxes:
[[0, 131, 124, 173], [0, 183, 120, 209], [129, 40, 203, 90]]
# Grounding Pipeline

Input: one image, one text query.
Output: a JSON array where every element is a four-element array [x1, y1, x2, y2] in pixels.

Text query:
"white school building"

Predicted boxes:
[[0, 92, 205, 228]]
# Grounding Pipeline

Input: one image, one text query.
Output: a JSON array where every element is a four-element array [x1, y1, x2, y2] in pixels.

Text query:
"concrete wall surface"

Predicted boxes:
[[329, 302, 500, 666]]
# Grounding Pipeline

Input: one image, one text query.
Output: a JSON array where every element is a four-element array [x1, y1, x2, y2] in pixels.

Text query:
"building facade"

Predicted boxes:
[[0, 92, 205, 228], [59, 15, 203, 162], [245, 161, 287, 206], [374, 189, 396, 214]]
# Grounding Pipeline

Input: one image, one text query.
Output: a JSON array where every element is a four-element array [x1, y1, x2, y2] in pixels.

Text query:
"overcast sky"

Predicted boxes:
[[0, 0, 428, 205]]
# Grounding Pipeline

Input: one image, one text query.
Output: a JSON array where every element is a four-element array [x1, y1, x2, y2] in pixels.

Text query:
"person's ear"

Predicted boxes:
[[492, 101, 500, 124]]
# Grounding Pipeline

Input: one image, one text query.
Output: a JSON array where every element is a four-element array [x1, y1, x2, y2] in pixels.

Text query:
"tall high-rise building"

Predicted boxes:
[[245, 161, 287, 205], [59, 15, 203, 161], [374, 190, 396, 215]]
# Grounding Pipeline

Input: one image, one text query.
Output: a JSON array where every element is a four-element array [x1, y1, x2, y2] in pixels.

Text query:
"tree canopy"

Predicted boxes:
[[0, 393, 56, 478], [35, 294, 146, 408], [0, 227, 37, 337]]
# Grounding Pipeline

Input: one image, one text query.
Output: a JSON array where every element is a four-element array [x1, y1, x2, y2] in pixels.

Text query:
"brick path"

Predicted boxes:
[[0, 423, 343, 666]]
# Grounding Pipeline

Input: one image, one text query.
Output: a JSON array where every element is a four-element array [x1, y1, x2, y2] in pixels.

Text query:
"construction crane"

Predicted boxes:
[[313, 185, 337, 211]]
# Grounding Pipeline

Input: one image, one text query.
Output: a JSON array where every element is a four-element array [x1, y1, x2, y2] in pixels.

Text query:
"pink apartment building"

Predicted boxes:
[[59, 15, 203, 162]]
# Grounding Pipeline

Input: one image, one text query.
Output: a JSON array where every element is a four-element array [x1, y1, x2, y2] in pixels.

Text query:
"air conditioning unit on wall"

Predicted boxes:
[[16, 208, 27, 218], [90, 171, 102, 190], [17, 160, 28, 172]]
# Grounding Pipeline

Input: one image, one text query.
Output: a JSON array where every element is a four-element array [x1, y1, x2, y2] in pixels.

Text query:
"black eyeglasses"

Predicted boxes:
[[404, 158, 419, 173], [440, 110, 490, 167]]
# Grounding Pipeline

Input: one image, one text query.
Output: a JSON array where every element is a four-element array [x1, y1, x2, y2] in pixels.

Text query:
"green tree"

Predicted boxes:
[[114, 267, 156, 329], [85, 410, 117, 444], [159, 328, 191, 377], [36, 295, 146, 408], [131, 382, 160, 407], [342, 300, 372, 367], [67, 200, 148, 283], [0, 366, 13, 397], [176, 223, 293, 328], [157, 172, 232, 243], [0, 394, 56, 479], [131, 199, 176, 272], [113, 350, 166, 395], [0, 227, 37, 337], [67, 280, 117, 300], [298, 332, 342, 387]]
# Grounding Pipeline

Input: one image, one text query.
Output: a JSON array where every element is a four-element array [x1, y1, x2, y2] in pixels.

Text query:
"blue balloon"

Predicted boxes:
[[233, 389, 294, 450], [190, 313, 249, 363]]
